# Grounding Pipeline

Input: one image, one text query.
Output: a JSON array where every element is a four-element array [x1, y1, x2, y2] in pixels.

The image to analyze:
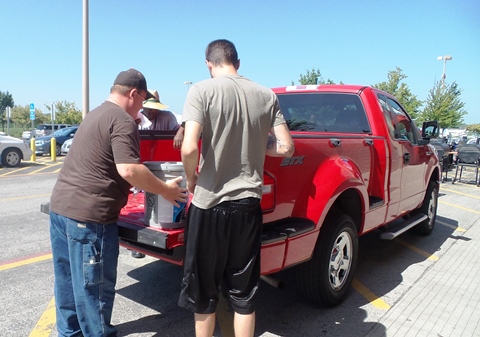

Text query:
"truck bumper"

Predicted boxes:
[[40, 202, 184, 264], [41, 201, 317, 271]]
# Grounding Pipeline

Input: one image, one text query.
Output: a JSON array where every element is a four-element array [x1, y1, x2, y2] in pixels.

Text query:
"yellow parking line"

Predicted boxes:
[[0, 193, 51, 202], [33, 157, 64, 163], [439, 200, 480, 215], [26, 166, 50, 174], [0, 166, 31, 176], [356, 233, 440, 313], [396, 239, 439, 261], [351, 278, 390, 310], [436, 219, 466, 232], [440, 187, 480, 199], [0, 171, 58, 178], [0, 253, 52, 271], [24, 159, 48, 165], [29, 297, 56, 337], [441, 182, 479, 191], [27, 162, 63, 175], [0, 253, 56, 335]]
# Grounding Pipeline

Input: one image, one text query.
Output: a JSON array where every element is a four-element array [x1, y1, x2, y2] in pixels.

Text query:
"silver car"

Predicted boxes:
[[0, 134, 33, 167]]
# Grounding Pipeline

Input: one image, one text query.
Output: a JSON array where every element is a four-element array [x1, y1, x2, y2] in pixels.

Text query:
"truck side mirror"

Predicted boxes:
[[421, 121, 440, 139]]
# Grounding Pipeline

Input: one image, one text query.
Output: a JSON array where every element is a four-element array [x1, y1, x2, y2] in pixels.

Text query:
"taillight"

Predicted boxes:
[[261, 172, 276, 212]]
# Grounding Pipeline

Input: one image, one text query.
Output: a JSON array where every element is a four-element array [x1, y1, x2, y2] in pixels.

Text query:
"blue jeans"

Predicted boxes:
[[49, 212, 119, 337]]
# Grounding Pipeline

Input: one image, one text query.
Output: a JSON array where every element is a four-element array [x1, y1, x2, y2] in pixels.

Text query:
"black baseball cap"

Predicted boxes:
[[113, 68, 155, 99]]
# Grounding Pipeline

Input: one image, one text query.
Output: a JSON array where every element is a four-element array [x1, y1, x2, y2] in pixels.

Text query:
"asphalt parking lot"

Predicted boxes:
[[0, 155, 64, 176], [0, 162, 479, 337]]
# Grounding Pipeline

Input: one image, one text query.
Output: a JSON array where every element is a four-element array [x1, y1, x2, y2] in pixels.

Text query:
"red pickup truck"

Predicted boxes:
[[117, 84, 441, 307]]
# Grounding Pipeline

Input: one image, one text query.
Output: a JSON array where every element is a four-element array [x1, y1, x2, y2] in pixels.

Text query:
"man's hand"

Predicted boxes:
[[163, 176, 188, 207], [186, 172, 198, 195], [173, 126, 184, 150]]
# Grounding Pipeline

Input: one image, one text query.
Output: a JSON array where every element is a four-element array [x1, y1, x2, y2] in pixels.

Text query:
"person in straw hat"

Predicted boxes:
[[141, 89, 185, 149], [129, 90, 185, 260], [142, 90, 178, 129]]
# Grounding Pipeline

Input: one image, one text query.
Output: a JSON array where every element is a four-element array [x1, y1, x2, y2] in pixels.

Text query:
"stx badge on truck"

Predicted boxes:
[[280, 155, 304, 166]]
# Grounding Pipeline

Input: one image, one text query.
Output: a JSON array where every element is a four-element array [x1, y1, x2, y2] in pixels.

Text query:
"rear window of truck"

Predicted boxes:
[[276, 93, 370, 133]]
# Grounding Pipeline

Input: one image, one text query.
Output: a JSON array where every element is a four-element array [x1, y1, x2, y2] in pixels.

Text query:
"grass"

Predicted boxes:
[[0, 127, 30, 138]]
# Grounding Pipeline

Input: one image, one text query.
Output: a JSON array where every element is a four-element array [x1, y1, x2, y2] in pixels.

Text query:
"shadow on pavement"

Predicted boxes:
[[115, 214, 457, 337]]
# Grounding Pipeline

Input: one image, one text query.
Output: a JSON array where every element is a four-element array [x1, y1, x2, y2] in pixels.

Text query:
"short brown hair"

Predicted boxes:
[[205, 39, 238, 67]]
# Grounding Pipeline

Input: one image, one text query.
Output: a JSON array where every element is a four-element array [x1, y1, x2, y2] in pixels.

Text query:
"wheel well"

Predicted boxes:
[[1, 147, 23, 160], [328, 189, 362, 233]]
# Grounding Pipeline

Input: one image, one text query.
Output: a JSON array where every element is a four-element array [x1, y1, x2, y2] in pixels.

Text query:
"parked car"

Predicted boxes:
[[22, 124, 72, 141], [34, 126, 78, 156], [0, 134, 33, 167], [467, 138, 479, 145], [60, 137, 73, 155], [22, 130, 33, 140], [35, 124, 71, 137]]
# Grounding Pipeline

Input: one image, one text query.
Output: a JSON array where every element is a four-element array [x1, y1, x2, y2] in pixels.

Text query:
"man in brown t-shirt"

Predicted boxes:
[[49, 68, 187, 337]]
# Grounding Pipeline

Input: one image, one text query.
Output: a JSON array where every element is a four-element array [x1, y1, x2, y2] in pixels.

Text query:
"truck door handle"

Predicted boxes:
[[403, 152, 410, 164], [365, 138, 374, 146], [330, 138, 341, 147]]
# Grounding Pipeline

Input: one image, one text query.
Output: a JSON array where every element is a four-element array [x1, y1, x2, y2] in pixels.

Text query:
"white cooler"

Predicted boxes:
[[143, 161, 186, 229]]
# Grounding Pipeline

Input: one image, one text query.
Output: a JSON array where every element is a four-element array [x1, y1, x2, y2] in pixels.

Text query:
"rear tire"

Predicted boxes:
[[296, 213, 358, 307], [411, 180, 438, 235]]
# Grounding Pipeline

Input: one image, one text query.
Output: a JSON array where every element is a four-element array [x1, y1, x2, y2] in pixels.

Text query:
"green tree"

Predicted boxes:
[[373, 67, 422, 120], [44, 101, 83, 125], [419, 81, 466, 129], [465, 123, 480, 135], [294, 68, 337, 85], [11, 105, 49, 128], [299, 68, 322, 85], [11, 105, 30, 128], [0, 91, 15, 132]]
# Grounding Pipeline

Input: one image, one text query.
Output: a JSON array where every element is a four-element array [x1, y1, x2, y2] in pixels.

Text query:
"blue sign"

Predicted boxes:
[[30, 103, 35, 121]]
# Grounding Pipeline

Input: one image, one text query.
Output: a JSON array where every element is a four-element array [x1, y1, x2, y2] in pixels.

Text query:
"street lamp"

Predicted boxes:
[[184, 81, 192, 93], [82, 0, 89, 119], [437, 55, 452, 81]]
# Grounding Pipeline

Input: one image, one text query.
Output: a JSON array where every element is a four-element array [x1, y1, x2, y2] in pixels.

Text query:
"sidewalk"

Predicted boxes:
[[366, 190, 480, 336]]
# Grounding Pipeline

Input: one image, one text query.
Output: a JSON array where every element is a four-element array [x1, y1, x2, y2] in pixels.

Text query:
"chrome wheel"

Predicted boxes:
[[329, 231, 353, 290], [296, 213, 358, 307], [411, 181, 438, 235], [426, 187, 437, 229]]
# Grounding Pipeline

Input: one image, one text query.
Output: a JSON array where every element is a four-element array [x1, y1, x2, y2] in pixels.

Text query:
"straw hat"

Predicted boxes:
[[142, 89, 169, 110]]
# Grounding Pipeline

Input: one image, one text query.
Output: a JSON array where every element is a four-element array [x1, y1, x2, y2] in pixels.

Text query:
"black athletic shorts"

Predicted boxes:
[[178, 197, 262, 315]]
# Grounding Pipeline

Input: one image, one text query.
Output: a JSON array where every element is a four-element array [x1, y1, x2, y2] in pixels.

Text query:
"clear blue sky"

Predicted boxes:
[[1, 0, 479, 124]]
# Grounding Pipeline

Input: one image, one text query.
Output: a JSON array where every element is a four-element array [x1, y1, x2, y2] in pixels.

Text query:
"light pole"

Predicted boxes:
[[82, 0, 89, 119], [184, 81, 192, 93], [437, 55, 452, 81]]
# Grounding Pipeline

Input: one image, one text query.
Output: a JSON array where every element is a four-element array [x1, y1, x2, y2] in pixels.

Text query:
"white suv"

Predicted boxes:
[[22, 130, 33, 140], [34, 124, 71, 137], [22, 124, 72, 140]]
